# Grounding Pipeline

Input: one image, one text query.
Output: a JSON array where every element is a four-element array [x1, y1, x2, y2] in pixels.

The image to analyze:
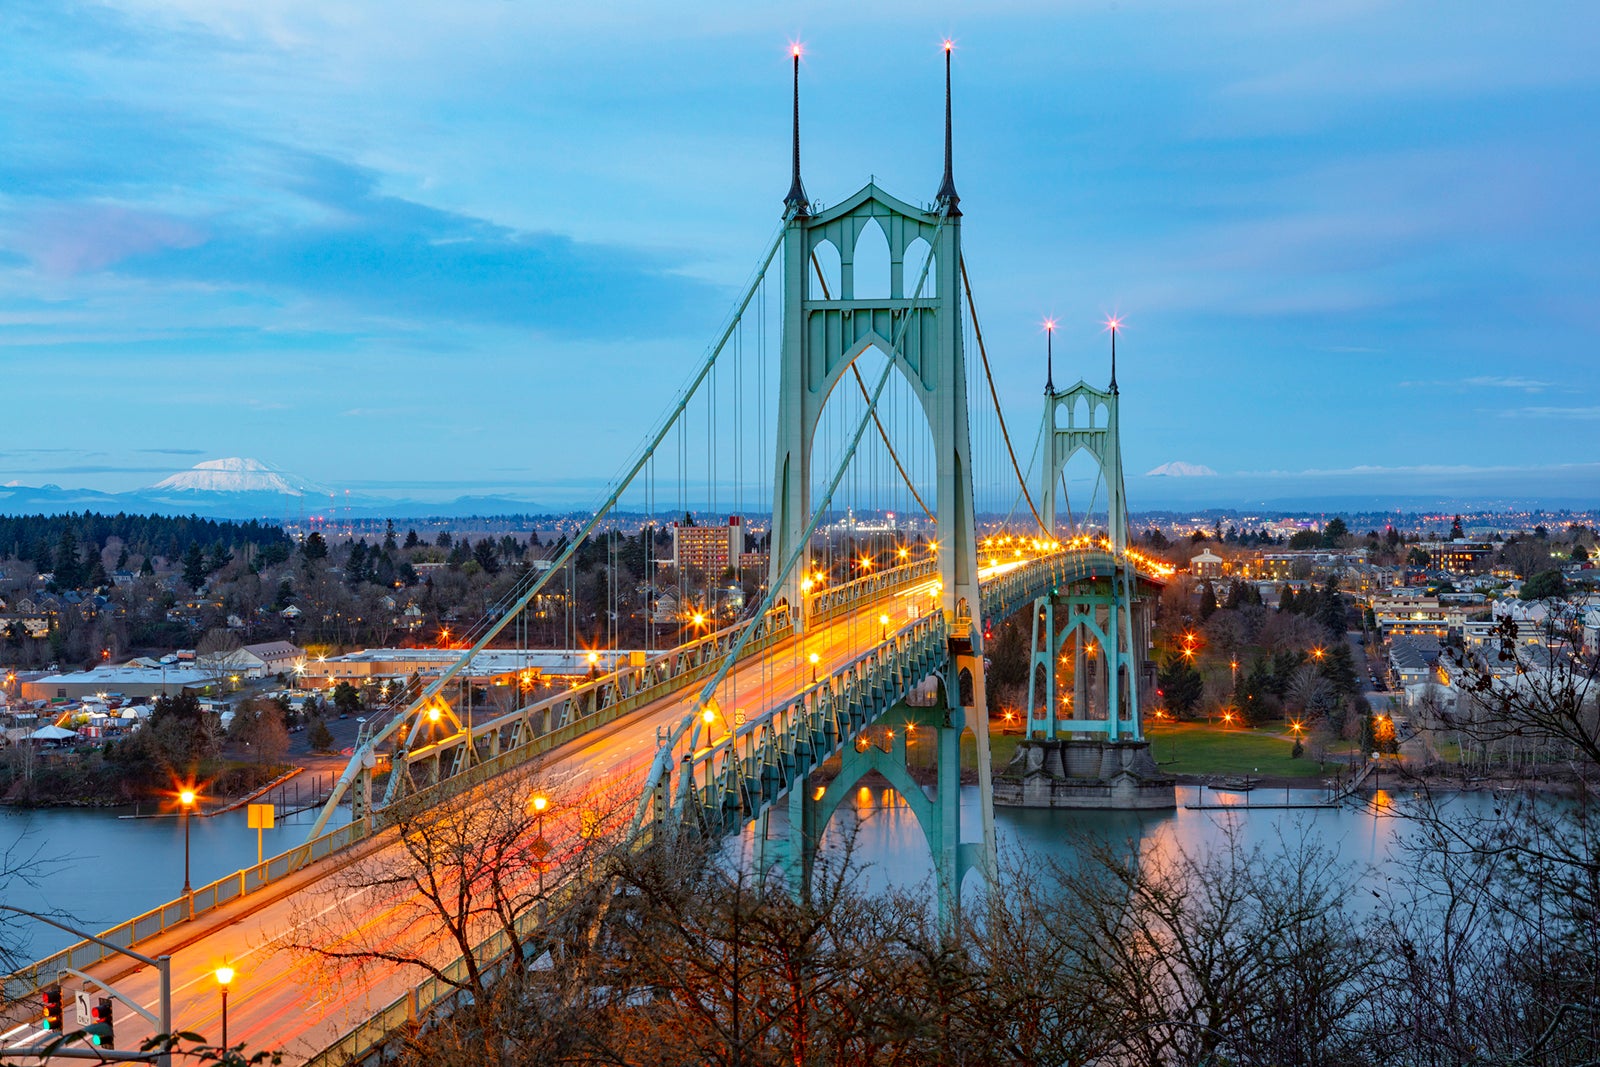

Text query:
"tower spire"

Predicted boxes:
[[1107, 317, 1121, 394], [784, 46, 810, 220], [936, 40, 961, 217], [1044, 318, 1056, 394]]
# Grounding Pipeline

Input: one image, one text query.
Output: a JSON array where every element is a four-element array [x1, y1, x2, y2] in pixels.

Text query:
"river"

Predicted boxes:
[[1, 785, 1480, 962]]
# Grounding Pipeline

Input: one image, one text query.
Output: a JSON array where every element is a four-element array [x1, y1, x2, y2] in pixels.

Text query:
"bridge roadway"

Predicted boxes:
[[3, 564, 1032, 1064]]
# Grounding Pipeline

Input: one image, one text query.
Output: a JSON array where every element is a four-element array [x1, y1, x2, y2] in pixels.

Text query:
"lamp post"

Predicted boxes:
[[179, 788, 197, 910], [530, 794, 549, 894], [808, 652, 819, 684], [215, 965, 234, 1049], [879, 613, 890, 643]]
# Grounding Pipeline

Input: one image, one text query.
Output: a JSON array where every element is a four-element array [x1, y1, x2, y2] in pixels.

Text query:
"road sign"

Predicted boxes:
[[248, 803, 276, 866], [75, 990, 91, 1027]]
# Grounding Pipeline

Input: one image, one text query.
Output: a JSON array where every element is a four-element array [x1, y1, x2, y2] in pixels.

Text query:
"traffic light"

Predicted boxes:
[[40, 985, 63, 1032], [86, 997, 114, 1048]]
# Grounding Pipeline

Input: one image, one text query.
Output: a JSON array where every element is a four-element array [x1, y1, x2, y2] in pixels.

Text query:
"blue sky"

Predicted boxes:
[[2, 0, 1596, 510]]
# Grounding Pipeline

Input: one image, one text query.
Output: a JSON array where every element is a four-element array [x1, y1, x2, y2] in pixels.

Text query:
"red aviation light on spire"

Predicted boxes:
[[790, 40, 804, 59], [1042, 317, 1057, 333], [943, 38, 955, 53], [1104, 315, 1123, 333]]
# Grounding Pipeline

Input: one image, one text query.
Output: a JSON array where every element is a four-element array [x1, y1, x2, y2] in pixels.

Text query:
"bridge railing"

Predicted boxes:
[[3, 555, 937, 996], [807, 558, 936, 623], [666, 610, 950, 835]]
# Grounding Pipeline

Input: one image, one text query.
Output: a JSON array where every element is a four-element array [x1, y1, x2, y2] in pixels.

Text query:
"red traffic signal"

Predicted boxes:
[[40, 985, 63, 1031], [87, 997, 114, 1048]]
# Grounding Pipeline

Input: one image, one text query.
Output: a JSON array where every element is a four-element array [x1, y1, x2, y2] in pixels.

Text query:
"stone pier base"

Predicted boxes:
[[994, 739, 1176, 810]]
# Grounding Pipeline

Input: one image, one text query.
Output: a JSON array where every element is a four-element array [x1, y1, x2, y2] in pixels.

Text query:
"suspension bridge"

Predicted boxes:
[[4, 46, 1175, 1065]]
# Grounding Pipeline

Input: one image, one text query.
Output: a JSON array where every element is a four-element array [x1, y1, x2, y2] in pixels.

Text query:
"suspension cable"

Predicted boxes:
[[959, 255, 1049, 536]]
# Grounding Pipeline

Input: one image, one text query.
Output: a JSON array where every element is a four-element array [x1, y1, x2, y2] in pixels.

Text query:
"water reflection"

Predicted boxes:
[[739, 784, 1454, 906]]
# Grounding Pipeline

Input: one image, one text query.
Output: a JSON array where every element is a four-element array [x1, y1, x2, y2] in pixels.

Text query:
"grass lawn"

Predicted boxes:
[[1141, 722, 1330, 779], [912, 722, 1332, 779]]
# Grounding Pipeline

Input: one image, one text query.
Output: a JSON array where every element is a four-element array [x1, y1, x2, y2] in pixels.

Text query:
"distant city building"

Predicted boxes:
[[672, 517, 744, 576], [1423, 540, 1495, 575], [1189, 549, 1224, 579]]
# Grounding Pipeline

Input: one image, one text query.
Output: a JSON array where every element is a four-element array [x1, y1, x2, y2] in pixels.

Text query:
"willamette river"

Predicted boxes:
[[1, 783, 1480, 962]]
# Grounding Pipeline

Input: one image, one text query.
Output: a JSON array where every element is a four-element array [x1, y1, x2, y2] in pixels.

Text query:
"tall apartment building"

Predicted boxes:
[[671, 517, 744, 576]]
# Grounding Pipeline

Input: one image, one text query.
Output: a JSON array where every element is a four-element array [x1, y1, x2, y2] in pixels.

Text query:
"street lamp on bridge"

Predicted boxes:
[[214, 965, 235, 1049]]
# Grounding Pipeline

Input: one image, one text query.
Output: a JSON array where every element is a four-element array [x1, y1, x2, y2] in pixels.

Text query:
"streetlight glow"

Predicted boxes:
[[215, 966, 234, 986]]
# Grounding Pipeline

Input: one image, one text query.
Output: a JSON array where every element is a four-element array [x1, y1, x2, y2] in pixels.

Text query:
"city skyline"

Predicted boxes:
[[3, 1, 1597, 509]]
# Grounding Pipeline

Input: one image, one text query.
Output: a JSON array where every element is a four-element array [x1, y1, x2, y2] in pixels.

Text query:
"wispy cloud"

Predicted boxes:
[[1399, 376, 1554, 392], [1500, 406, 1600, 419]]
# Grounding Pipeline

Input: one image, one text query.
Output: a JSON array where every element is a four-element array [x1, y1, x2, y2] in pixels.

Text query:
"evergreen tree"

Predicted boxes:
[[1322, 517, 1348, 548], [1280, 586, 1298, 613], [205, 542, 231, 574], [347, 541, 370, 587], [307, 716, 335, 753], [116, 546, 129, 570], [52, 527, 82, 587], [403, 528, 420, 550], [1316, 577, 1347, 636], [987, 621, 1029, 689], [302, 531, 328, 562], [1320, 641, 1361, 699], [1237, 659, 1274, 724], [1224, 580, 1244, 611], [182, 542, 208, 588], [1450, 515, 1465, 540], [1199, 581, 1218, 621], [383, 519, 398, 553], [1521, 569, 1567, 601], [1157, 654, 1204, 718], [436, 531, 453, 548], [139, 555, 156, 577]]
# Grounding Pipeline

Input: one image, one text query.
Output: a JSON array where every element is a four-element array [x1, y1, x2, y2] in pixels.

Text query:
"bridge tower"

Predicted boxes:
[[762, 46, 997, 917], [1002, 332, 1174, 809]]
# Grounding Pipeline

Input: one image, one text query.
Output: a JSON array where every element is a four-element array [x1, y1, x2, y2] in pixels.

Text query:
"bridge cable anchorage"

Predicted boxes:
[[305, 225, 786, 842], [634, 209, 954, 832], [959, 255, 1050, 537], [809, 250, 934, 523]]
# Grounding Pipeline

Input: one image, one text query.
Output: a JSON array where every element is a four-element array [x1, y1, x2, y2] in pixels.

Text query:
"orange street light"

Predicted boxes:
[[808, 652, 820, 684], [178, 787, 198, 898], [215, 966, 235, 1048]]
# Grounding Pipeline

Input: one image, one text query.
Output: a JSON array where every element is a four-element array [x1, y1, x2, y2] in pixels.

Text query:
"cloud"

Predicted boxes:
[[1500, 406, 1600, 420], [1399, 376, 1555, 392], [8, 204, 205, 277], [1232, 461, 1600, 478], [82, 151, 727, 340], [1463, 376, 1552, 391]]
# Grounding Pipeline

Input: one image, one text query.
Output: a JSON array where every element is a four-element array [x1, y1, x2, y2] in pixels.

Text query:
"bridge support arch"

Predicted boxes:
[[757, 681, 984, 929]]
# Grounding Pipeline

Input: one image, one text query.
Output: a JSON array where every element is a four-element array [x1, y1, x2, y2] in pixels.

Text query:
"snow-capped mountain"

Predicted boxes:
[[1144, 461, 1218, 477], [148, 458, 328, 496]]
